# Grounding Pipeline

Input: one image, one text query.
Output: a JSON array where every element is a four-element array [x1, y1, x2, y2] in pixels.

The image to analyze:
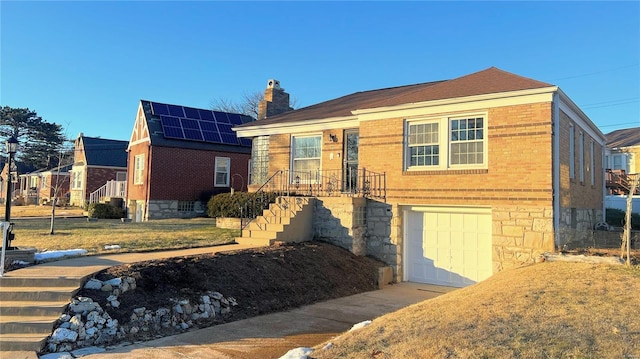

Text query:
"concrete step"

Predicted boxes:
[[0, 300, 68, 317], [255, 215, 291, 225], [0, 333, 47, 352], [0, 276, 83, 288], [0, 286, 78, 301], [241, 229, 278, 240], [235, 237, 273, 247], [0, 316, 57, 334], [247, 222, 285, 233]]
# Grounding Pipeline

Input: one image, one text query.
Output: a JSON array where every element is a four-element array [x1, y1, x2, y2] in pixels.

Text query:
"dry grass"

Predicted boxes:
[[313, 262, 640, 359], [7, 205, 85, 218], [6, 206, 237, 254]]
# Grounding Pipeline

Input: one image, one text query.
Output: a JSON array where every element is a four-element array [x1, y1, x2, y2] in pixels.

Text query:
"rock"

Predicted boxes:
[[85, 320, 95, 329], [133, 307, 146, 316], [112, 288, 120, 296], [87, 311, 100, 322], [130, 313, 138, 321], [94, 332, 112, 345], [51, 327, 79, 344], [180, 322, 189, 330], [106, 294, 117, 302], [202, 295, 211, 304], [86, 327, 98, 338], [174, 304, 183, 314], [59, 314, 71, 322], [110, 299, 120, 308], [182, 303, 193, 314], [70, 297, 99, 314], [40, 351, 73, 359], [71, 346, 106, 357], [101, 284, 113, 292], [191, 313, 200, 320], [220, 297, 229, 306], [103, 278, 122, 287], [46, 342, 57, 353], [156, 307, 170, 317], [60, 322, 71, 329], [84, 279, 103, 290], [120, 281, 129, 293], [200, 311, 211, 319], [178, 299, 189, 305], [210, 292, 223, 300], [129, 326, 139, 334], [77, 325, 86, 340], [69, 314, 82, 330], [228, 297, 238, 306], [106, 319, 118, 329]]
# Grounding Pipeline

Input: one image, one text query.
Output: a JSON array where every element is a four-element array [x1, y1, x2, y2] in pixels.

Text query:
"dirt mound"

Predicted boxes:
[[79, 241, 385, 334]]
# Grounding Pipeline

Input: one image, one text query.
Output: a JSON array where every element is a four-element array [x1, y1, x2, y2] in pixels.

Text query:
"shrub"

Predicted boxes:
[[207, 192, 278, 218], [605, 208, 640, 230], [88, 203, 125, 219]]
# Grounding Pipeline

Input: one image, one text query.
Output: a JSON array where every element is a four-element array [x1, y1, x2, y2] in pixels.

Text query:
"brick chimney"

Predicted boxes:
[[257, 79, 293, 120]]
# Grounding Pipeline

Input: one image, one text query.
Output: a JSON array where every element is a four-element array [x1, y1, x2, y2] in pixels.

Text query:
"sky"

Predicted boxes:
[[1, 1, 638, 143]]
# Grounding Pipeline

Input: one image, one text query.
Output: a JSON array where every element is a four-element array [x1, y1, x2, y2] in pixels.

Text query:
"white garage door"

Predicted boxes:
[[405, 207, 492, 287]]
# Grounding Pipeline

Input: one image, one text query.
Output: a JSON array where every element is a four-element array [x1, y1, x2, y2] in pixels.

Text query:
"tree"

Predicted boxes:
[[0, 106, 66, 170], [211, 91, 264, 119], [47, 141, 74, 235], [211, 91, 298, 119]]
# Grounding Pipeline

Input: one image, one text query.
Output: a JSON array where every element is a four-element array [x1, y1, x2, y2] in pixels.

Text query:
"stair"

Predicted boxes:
[[235, 197, 314, 246], [0, 276, 83, 352]]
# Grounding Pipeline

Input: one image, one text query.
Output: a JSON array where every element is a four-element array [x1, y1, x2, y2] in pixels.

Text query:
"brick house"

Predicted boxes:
[[69, 135, 128, 207], [126, 100, 253, 221], [234, 67, 606, 287], [17, 164, 72, 205], [604, 127, 640, 195]]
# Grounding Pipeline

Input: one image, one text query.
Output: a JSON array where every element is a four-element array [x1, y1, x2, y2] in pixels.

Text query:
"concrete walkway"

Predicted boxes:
[[1, 245, 456, 359]]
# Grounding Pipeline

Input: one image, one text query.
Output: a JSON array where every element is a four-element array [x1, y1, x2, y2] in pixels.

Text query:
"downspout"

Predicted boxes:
[[552, 93, 561, 249], [144, 144, 152, 221], [602, 146, 606, 222]]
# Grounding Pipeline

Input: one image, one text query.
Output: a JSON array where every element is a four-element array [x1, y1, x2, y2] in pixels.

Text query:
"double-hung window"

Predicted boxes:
[[72, 171, 83, 189], [134, 155, 145, 185], [291, 135, 321, 179], [405, 115, 486, 170], [214, 157, 230, 187]]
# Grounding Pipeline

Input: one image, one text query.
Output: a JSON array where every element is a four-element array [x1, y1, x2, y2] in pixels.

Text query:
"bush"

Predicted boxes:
[[606, 208, 640, 230], [207, 192, 278, 218], [88, 203, 125, 219]]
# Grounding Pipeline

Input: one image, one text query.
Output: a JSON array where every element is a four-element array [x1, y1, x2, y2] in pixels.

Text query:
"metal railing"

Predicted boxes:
[[238, 168, 386, 229], [88, 180, 127, 204]]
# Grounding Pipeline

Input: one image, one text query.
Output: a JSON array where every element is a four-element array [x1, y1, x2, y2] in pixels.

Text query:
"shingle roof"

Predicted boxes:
[[81, 137, 128, 167], [605, 127, 640, 148], [237, 67, 554, 127]]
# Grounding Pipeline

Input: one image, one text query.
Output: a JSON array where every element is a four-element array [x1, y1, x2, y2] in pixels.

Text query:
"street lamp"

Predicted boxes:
[[4, 136, 18, 249]]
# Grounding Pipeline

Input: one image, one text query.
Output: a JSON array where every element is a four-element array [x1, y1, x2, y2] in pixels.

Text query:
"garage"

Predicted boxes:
[[404, 207, 493, 287]]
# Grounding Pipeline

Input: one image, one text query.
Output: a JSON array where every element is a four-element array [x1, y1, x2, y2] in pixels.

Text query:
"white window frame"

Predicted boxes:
[[569, 123, 575, 179], [579, 131, 585, 183], [71, 171, 83, 189], [41, 176, 47, 189], [405, 114, 487, 171], [290, 134, 322, 182], [590, 140, 595, 186], [134, 154, 144, 185], [214, 157, 231, 187]]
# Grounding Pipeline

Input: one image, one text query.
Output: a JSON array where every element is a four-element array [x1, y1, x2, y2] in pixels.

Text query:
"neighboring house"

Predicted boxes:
[[126, 100, 253, 221], [234, 67, 606, 287], [604, 127, 640, 195], [0, 162, 35, 205], [17, 164, 72, 205], [69, 135, 128, 207]]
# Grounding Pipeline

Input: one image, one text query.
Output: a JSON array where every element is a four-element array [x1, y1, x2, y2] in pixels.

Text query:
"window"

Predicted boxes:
[[612, 154, 627, 171], [291, 135, 321, 177], [29, 176, 38, 189], [214, 157, 230, 187], [177, 201, 195, 212], [579, 132, 584, 183], [134, 155, 144, 185], [590, 140, 595, 185], [405, 115, 486, 170], [41, 176, 47, 189], [250, 136, 269, 185], [450, 117, 484, 165], [408, 122, 439, 167], [116, 172, 127, 181], [72, 171, 83, 189], [569, 124, 575, 179]]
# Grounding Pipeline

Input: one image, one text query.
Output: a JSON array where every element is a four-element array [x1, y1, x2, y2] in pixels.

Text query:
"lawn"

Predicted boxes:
[[312, 262, 640, 359], [8, 208, 237, 254]]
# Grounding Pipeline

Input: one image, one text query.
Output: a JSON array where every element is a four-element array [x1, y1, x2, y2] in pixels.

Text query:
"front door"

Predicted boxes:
[[343, 129, 359, 193]]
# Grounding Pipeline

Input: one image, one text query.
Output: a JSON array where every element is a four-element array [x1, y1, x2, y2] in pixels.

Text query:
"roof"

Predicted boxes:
[[81, 136, 128, 167], [605, 127, 640, 148], [141, 100, 252, 154], [20, 164, 73, 177], [236, 67, 554, 127]]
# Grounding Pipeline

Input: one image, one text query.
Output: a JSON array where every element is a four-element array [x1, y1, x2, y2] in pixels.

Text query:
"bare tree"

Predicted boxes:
[[211, 91, 298, 119], [47, 141, 73, 235]]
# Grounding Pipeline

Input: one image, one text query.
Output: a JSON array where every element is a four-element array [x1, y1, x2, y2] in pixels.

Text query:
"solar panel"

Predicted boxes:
[[183, 107, 200, 119], [153, 101, 250, 147], [213, 112, 230, 123], [152, 102, 170, 115]]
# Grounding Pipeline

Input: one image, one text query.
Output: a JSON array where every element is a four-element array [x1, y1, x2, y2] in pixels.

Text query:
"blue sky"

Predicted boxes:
[[1, 1, 638, 142]]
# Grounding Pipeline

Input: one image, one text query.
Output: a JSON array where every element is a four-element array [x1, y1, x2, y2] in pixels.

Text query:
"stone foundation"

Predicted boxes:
[[146, 200, 205, 220]]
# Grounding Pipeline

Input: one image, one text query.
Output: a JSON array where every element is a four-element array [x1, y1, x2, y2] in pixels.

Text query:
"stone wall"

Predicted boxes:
[[557, 207, 604, 248], [492, 206, 556, 272], [146, 200, 205, 220]]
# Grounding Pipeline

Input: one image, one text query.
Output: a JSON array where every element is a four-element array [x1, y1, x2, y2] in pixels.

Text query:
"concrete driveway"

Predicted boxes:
[[76, 282, 455, 359]]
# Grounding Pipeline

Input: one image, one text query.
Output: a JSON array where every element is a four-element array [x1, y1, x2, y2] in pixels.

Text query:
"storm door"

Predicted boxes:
[[343, 129, 359, 193]]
